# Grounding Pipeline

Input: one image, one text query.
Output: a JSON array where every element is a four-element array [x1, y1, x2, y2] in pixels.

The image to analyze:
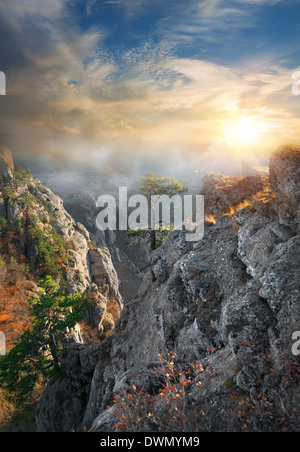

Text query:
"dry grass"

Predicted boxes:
[[205, 214, 217, 225], [0, 283, 32, 351]]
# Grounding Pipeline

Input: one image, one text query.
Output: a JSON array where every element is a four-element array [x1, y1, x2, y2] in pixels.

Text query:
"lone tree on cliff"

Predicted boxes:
[[127, 172, 188, 251], [0, 276, 87, 402]]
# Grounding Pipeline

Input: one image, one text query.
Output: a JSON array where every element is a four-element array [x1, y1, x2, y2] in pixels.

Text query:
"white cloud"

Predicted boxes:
[[0, 0, 63, 17], [0, 0, 299, 175]]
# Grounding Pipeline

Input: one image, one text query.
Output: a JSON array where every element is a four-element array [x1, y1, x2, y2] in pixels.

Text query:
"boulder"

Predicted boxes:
[[269, 145, 300, 230]]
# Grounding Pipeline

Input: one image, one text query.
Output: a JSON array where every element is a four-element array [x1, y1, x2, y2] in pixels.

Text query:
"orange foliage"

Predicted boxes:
[[205, 214, 217, 225], [0, 284, 32, 351]]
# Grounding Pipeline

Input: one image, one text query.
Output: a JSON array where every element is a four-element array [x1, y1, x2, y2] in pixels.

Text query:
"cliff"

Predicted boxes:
[[2, 146, 300, 432], [33, 145, 300, 432], [0, 153, 123, 352]]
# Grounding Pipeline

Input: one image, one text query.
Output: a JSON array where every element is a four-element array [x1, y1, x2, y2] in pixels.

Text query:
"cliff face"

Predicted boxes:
[[33, 146, 300, 431], [0, 155, 123, 351], [63, 194, 151, 303]]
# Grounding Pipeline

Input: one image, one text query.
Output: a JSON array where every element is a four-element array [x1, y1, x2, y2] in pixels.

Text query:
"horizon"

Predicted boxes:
[[1, 0, 300, 187]]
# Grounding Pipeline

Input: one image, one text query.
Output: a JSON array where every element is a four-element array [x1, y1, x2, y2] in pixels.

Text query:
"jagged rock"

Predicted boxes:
[[202, 172, 270, 215], [88, 248, 123, 309], [35, 146, 300, 432], [75, 222, 90, 240], [269, 145, 300, 231], [0, 157, 123, 361], [0, 146, 14, 177], [36, 344, 102, 432]]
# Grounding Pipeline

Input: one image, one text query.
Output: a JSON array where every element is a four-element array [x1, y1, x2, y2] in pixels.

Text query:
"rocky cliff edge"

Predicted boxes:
[[36, 145, 300, 432]]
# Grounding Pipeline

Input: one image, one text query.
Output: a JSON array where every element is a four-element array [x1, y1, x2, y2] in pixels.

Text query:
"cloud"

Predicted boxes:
[[0, 0, 299, 181], [0, 0, 63, 16]]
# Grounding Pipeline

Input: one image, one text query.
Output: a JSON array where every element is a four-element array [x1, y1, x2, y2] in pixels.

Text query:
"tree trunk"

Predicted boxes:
[[150, 229, 156, 251], [49, 333, 60, 372]]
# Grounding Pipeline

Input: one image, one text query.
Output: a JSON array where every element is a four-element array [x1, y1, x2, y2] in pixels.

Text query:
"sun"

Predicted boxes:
[[224, 117, 261, 148]]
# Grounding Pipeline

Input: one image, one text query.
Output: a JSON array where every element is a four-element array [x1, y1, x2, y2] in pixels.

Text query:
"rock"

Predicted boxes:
[[89, 248, 123, 310], [36, 344, 102, 432], [269, 145, 300, 231], [0, 146, 14, 177], [0, 161, 123, 354], [75, 222, 90, 240], [201, 172, 270, 216], [35, 146, 300, 432]]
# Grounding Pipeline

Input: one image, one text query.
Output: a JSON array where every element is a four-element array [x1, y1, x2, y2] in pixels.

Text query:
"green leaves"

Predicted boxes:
[[28, 224, 70, 277], [127, 171, 186, 250], [140, 172, 188, 200], [0, 276, 87, 403]]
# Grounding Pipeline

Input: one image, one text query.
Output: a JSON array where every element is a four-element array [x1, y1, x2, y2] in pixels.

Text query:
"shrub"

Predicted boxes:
[[112, 353, 206, 432], [28, 224, 70, 277], [0, 276, 87, 403]]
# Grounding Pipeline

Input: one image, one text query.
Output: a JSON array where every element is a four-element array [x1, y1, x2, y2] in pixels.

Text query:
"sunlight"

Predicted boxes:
[[223, 117, 262, 148]]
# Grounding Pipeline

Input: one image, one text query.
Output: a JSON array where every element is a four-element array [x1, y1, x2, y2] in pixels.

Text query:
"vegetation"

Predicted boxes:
[[127, 224, 175, 249], [0, 276, 87, 403], [127, 173, 187, 250], [28, 223, 71, 277], [112, 352, 206, 432], [111, 348, 300, 433]]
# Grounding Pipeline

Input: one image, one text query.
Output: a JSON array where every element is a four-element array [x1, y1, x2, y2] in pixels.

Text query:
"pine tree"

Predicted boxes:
[[0, 276, 87, 402]]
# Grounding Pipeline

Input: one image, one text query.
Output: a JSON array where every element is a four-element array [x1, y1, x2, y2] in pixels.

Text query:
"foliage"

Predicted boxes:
[[0, 164, 32, 195], [127, 224, 174, 249], [13, 164, 32, 185], [28, 224, 71, 277], [88, 240, 97, 249], [112, 353, 206, 432], [112, 347, 300, 432], [140, 172, 188, 200], [127, 172, 187, 251], [229, 346, 300, 432], [0, 218, 8, 235], [0, 276, 87, 403]]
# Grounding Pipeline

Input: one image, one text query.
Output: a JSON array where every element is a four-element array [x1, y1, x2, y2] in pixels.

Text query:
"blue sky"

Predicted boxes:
[[0, 0, 300, 178], [70, 0, 300, 65]]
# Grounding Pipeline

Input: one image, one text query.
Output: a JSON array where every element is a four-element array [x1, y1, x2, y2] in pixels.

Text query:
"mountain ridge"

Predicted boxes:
[[1, 145, 300, 432], [35, 145, 300, 432]]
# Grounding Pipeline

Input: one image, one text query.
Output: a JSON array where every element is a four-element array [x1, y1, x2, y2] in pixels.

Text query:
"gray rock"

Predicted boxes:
[[36, 146, 300, 432]]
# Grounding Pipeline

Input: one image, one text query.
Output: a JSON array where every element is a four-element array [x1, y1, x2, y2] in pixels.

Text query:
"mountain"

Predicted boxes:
[[0, 151, 123, 355], [33, 145, 300, 432]]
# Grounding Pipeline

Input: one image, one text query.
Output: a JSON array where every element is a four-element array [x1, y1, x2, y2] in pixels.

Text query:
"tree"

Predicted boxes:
[[128, 173, 188, 251], [0, 276, 87, 402]]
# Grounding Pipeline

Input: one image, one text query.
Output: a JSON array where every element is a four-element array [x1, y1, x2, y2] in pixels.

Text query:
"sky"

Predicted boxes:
[[0, 0, 300, 184]]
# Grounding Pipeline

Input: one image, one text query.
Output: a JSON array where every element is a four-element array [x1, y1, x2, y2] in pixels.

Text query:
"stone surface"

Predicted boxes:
[[33, 145, 300, 431], [36, 344, 103, 432], [0, 154, 123, 353]]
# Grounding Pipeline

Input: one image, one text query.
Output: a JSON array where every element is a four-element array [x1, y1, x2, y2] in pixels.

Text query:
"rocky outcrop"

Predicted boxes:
[[36, 145, 300, 432], [63, 196, 150, 303], [36, 343, 103, 433], [0, 161, 123, 347], [269, 145, 300, 231], [0, 147, 14, 177], [202, 172, 271, 216]]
